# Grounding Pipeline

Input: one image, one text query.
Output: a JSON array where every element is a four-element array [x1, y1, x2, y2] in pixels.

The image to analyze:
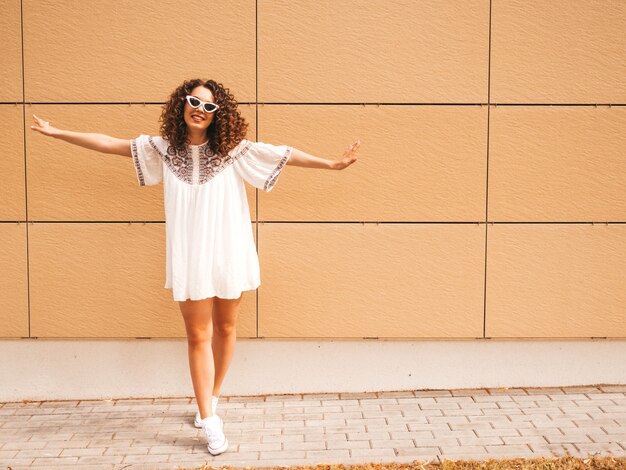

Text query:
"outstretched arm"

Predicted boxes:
[[287, 139, 360, 170], [29, 114, 132, 157]]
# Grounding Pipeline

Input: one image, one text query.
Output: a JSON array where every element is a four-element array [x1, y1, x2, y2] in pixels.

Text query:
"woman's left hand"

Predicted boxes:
[[333, 140, 360, 170]]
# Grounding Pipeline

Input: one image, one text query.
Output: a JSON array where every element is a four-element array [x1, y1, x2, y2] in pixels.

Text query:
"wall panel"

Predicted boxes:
[[258, 105, 488, 222], [258, 223, 485, 338], [1, 105, 26, 221], [491, 0, 626, 103], [0, 223, 28, 338], [258, 0, 489, 103], [0, 0, 22, 102], [489, 106, 626, 222], [22, 0, 256, 102], [25, 104, 257, 221], [28, 222, 258, 338], [486, 224, 626, 338], [2, 1, 623, 343]]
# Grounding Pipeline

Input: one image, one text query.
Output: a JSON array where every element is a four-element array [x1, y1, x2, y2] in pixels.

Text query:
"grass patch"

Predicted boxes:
[[180, 455, 626, 470]]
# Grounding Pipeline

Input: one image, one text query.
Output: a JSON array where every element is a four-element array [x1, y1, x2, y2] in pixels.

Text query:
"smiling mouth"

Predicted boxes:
[[191, 115, 205, 122]]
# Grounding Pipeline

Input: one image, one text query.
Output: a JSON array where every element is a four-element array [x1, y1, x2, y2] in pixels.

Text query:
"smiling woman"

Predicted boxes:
[[159, 79, 249, 155], [28, 76, 360, 457]]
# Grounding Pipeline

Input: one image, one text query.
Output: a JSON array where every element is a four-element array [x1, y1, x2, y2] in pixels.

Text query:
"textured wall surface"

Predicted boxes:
[[1, 0, 624, 339]]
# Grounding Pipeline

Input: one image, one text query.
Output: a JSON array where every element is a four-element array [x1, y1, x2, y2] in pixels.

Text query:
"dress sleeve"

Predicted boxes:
[[130, 134, 164, 186], [231, 139, 293, 192]]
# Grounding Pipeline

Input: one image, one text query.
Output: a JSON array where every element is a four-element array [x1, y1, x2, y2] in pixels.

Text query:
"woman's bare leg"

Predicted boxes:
[[179, 297, 215, 420], [211, 294, 242, 397]]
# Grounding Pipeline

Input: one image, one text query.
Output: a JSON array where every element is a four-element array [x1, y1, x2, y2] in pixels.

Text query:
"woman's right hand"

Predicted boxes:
[[30, 114, 60, 137]]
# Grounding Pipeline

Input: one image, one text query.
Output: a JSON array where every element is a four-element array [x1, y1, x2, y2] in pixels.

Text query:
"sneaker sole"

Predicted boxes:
[[208, 436, 228, 455]]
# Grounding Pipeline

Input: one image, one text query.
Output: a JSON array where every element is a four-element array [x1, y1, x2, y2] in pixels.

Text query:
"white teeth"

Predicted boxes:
[[192, 115, 203, 121]]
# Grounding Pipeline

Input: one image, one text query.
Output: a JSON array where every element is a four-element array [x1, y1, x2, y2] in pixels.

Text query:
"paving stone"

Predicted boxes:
[[0, 458, 35, 467], [122, 453, 168, 464], [484, 444, 535, 456], [588, 432, 626, 443], [440, 444, 487, 454], [349, 447, 396, 458], [473, 395, 513, 402], [30, 456, 80, 465], [414, 437, 459, 447], [474, 427, 521, 437], [574, 442, 625, 454], [3, 440, 47, 450], [3, 385, 625, 467], [43, 439, 90, 449], [148, 444, 194, 454], [0, 449, 18, 459], [550, 394, 588, 401], [449, 422, 493, 431], [303, 432, 346, 442], [451, 388, 490, 396], [58, 447, 105, 457], [326, 439, 370, 450], [359, 398, 401, 406], [305, 449, 351, 460], [347, 431, 390, 441], [413, 390, 452, 397], [399, 410, 433, 419], [428, 416, 471, 424], [461, 401, 500, 409], [408, 422, 452, 432], [282, 440, 326, 451], [104, 445, 151, 456], [526, 387, 565, 395], [374, 390, 415, 399], [502, 436, 550, 445], [259, 449, 306, 459], [544, 434, 593, 444], [598, 385, 626, 393], [491, 420, 533, 429], [588, 393, 626, 400], [370, 438, 415, 449], [458, 436, 505, 446], [396, 445, 440, 456], [390, 430, 433, 440], [433, 429, 476, 438], [362, 410, 403, 418], [339, 392, 379, 400]]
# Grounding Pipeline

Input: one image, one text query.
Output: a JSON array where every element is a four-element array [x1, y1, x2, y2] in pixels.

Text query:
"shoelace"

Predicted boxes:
[[203, 418, 222, 438]]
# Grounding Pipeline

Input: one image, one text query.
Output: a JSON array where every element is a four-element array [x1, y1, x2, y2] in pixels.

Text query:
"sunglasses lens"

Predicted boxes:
[[188, 96, 201, 108], [203, 103, 217, 113]]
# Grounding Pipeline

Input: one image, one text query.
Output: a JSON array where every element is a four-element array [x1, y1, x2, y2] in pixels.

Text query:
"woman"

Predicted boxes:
[[30, 78, 360, 456]]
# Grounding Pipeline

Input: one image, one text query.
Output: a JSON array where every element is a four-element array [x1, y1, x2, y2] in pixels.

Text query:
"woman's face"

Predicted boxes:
[[183, 85, 216, 135]]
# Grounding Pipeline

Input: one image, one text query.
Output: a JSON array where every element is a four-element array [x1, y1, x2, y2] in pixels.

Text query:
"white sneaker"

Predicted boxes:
[[194, 396, 219, 428], [201, 414, 228, 455]]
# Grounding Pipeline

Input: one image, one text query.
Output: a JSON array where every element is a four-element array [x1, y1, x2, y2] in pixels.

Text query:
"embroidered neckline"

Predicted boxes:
[[148, 137, 252, 186]]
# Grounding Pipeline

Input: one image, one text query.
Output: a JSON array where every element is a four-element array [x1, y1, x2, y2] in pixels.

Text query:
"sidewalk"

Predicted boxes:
[[1, 385, 624, 470]]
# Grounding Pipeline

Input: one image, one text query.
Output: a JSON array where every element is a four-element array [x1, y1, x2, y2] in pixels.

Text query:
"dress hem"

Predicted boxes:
[[168, 284, 260, 302]]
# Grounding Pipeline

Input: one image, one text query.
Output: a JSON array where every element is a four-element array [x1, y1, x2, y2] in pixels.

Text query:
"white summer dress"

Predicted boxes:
[[130, 135, 293, 301]]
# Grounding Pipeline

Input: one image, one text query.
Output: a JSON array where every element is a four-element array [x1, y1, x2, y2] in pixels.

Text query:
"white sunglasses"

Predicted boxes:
[[185, 95, 219, 113]]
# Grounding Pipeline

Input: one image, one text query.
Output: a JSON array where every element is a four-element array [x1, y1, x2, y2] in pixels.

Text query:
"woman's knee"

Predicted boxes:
[[179, 298, 214, 343], [213, 321, 236, 337], [186, 328, 212, 345]]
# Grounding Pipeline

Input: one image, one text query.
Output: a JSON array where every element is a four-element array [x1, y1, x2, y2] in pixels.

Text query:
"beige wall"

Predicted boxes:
[[1, 0, 625, 340]]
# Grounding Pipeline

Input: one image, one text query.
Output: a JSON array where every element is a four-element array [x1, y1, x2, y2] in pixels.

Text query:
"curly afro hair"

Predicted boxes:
[[159, 78, 250, 157]]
